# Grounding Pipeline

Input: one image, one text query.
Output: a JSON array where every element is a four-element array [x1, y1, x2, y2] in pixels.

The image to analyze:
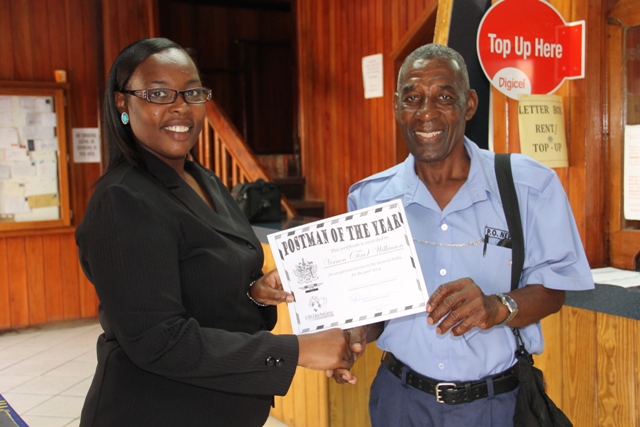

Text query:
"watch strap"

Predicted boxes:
[[496, 293, 518, 326]]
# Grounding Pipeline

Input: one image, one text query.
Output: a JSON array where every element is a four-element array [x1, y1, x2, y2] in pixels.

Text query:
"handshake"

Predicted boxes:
[[297, 323, 384, 385]]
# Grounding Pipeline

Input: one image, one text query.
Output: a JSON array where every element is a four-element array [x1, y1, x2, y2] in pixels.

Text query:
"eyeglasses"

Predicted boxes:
[[120, 87, 212, 104]]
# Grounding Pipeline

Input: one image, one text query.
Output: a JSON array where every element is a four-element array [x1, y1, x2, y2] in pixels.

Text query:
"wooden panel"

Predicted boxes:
[[60, 233, 81, 320], [43, 234, 64, 322], [11, 1, 34, 80], [0, 1, 15, 80], [535, 311, 564, 404], [29, 0, 52, 81], [609, 0, 640, 27], [570, 0, 607, 268], [25, 236, 47, 325], [534, 306, 640, 427], [6, 238, 29, 327], [561, 306, 598, 426], [597, 313, 638, 426]]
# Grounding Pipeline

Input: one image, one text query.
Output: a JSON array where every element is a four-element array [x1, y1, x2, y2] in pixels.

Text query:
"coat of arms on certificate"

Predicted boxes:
[[267, 200, 429, 334]]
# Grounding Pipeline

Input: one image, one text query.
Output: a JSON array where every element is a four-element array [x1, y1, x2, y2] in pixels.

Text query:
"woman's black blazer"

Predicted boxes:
[[76, 147, 298, 427]]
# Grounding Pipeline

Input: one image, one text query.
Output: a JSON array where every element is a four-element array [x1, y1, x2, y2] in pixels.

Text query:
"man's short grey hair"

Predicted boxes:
[[397, 43, 470, 92]]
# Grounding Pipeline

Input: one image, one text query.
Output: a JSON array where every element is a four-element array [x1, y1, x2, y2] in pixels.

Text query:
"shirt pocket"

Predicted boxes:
[[460, 243, 514, 295]]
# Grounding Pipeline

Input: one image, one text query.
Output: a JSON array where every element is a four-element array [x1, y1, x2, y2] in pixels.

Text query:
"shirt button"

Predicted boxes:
[[439, 269, 447, 276], [438, 363, 444, 369], [246, 242, 255, 250], [275, 358, 284, 367], [441, 224, 448, 231], [265, 357, 275, 366]]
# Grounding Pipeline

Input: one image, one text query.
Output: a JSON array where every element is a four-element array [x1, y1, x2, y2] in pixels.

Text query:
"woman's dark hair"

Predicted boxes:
[[103, 38, 185, 173]]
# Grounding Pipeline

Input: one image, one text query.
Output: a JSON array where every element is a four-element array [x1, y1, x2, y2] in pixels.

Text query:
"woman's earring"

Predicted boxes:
[[121, 112, 129, 125]]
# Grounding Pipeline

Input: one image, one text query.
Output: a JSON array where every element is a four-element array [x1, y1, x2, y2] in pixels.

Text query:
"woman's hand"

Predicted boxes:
[[298, 329, 357, 384], [249, 269, 294, 306]]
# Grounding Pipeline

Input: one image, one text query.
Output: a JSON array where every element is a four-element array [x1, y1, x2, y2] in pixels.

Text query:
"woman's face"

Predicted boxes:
[[116, 48, 206, 168]]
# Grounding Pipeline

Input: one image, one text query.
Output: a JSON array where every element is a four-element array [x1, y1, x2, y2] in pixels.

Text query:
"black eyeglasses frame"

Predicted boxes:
[[120, 87, 212, 104]]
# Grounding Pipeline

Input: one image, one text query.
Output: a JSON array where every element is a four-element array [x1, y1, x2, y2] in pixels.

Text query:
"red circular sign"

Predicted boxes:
[[477, 0, 584, 99]]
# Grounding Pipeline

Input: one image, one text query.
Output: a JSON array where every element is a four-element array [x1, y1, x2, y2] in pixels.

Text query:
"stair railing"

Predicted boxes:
[[195, 99, 297, 218]]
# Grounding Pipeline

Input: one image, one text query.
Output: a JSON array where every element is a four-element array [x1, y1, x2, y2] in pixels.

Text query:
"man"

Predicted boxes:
[[343, 44, 593, 426]]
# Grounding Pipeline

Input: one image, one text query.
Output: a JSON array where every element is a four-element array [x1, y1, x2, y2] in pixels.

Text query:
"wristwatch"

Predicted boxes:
[[496, 293, 518, 326]]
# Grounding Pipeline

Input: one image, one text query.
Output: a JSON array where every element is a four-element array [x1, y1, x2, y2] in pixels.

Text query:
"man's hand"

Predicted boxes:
[[427, 279, 566, 335], [426, 277, 503, 336]]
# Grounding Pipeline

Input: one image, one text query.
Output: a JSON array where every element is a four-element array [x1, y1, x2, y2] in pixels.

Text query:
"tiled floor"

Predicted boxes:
[[0, 319, 289, 427]]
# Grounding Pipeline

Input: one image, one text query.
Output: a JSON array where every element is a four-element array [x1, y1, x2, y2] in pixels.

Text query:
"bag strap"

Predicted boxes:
[[494, 154, 531, 355], [494, 153, 524, 292]]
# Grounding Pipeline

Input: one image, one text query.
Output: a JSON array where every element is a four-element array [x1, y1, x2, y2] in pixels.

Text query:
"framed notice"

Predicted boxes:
[[0, 82, 71, 231]]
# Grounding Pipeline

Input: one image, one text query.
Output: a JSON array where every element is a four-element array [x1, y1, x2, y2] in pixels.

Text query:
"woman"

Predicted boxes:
[[76, 38, 355, 427]]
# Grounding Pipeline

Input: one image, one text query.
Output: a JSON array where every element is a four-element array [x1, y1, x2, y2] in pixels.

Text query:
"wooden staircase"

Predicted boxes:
[[194, 99, 295, 218], [195, 99, 324, 219]]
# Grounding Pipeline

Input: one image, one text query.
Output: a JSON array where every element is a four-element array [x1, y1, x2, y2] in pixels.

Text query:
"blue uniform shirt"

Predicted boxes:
[[348, 138, 593, 382]]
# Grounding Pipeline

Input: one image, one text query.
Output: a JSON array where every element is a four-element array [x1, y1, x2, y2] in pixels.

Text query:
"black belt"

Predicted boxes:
[[382, 352, 519, 405]]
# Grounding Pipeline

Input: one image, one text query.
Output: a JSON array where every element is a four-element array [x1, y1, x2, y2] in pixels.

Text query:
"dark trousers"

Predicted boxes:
[[369, 363, 518, 427]]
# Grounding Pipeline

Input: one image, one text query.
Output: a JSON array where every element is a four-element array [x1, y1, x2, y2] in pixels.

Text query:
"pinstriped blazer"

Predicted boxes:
[[76, 146, 298, 427]]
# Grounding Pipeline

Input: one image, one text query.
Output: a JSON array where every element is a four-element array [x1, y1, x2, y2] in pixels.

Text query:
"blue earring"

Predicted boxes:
[[121, 112, 129, 125]]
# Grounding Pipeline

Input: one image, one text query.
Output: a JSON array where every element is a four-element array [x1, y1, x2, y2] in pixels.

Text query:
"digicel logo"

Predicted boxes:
[[477, 0, 585, 100]]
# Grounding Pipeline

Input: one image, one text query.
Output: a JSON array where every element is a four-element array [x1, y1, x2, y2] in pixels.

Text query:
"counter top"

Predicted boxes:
[[565, 283, 640, 320]]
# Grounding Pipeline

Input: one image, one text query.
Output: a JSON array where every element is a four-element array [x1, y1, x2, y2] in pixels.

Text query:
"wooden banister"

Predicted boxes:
[[195, 99, 297, 218]]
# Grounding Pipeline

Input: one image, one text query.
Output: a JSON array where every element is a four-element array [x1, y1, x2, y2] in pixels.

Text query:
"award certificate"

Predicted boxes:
[[267, 200, 428, 334]]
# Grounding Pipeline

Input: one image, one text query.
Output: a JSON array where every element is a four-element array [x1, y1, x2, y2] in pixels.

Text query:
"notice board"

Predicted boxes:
[[0, 82, 70, 232]]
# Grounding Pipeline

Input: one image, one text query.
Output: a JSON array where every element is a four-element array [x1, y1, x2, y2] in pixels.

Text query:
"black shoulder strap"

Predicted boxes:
[[494, 153, 524, 292]]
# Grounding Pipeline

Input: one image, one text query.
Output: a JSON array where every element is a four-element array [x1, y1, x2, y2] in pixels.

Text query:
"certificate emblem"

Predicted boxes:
[[294, 259, 321, 293]]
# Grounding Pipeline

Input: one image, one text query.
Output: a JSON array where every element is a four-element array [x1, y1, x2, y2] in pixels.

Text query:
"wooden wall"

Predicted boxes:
[[297, 0, 439, 218], [0, 0, 158, 330], [0, 0, 103, 329]]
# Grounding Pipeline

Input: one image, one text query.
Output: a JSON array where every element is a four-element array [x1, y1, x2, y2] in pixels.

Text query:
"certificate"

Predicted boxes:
[[267, 200, 428, 334]]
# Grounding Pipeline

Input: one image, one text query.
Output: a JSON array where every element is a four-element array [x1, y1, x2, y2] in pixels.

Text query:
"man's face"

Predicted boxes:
[[393, 57, 477, 164]]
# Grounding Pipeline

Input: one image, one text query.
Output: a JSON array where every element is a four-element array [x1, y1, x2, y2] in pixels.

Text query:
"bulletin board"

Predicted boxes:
[[0, 82, 71, 232]]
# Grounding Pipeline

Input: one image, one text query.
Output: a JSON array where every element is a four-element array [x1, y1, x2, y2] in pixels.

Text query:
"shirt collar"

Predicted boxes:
[[372, 137, 499, 211]]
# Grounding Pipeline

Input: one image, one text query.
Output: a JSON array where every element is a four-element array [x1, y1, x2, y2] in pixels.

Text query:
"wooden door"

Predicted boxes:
[[606, 0, 640, 269]]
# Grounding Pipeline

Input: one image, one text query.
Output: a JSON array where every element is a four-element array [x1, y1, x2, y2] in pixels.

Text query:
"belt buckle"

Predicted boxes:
[[435, 382, 457, 404]]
